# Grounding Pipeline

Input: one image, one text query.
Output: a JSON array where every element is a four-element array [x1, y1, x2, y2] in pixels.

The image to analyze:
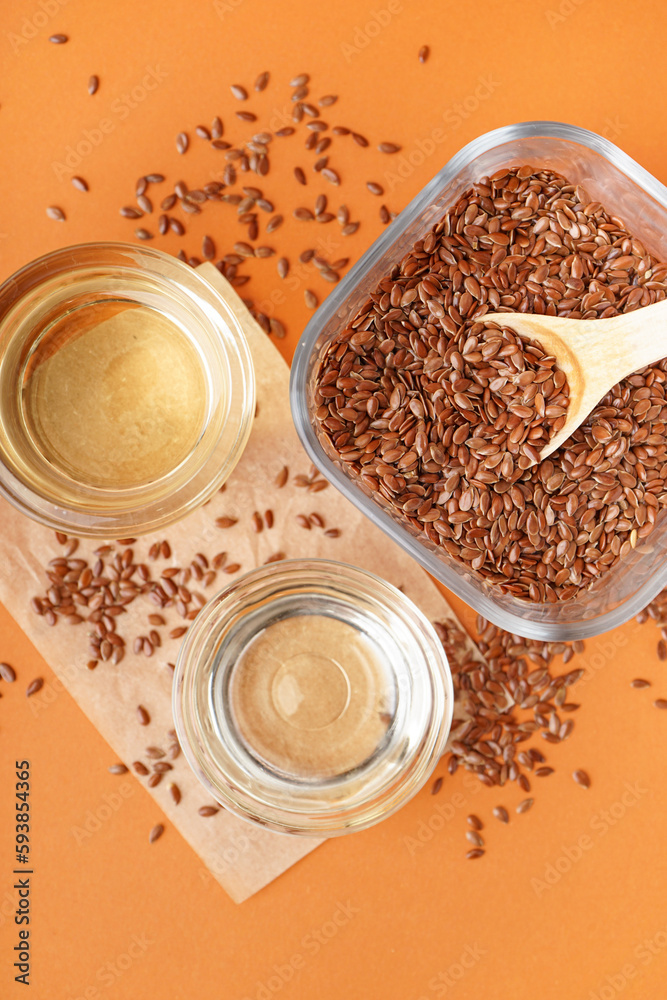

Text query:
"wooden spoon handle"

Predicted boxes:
[[570, 297, 667, 384]]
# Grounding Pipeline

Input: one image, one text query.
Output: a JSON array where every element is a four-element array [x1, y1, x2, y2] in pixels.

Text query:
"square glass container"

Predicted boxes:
[[290, 122, 667, 640]]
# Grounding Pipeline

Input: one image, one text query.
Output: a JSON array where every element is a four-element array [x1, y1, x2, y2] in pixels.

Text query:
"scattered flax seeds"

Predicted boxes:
[[438, 617, 584, 788], [0, 662, 17, 682], [98, 71, 409, 338]]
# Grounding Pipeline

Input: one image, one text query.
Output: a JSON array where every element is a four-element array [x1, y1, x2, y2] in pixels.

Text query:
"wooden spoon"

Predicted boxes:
[[483, 299, 667, 460]]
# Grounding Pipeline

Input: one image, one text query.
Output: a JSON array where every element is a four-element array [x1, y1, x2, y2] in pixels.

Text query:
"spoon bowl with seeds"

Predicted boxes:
[[484, 297, 667, 461]]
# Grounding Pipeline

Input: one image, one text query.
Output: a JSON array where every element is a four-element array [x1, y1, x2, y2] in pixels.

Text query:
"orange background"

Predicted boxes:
[[1, 1, 667, 997]]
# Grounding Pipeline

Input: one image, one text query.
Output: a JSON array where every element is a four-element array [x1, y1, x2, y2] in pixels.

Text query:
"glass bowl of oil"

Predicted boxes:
[[174, 558, 454, 836], [0, 243, 255, 536]]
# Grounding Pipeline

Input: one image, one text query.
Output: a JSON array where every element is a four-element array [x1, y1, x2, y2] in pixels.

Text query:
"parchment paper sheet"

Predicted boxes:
[[0, 264, 484, 902]]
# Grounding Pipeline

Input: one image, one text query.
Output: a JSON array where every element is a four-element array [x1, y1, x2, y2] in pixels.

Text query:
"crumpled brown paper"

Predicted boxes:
[[0, 264, 484, 903]]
